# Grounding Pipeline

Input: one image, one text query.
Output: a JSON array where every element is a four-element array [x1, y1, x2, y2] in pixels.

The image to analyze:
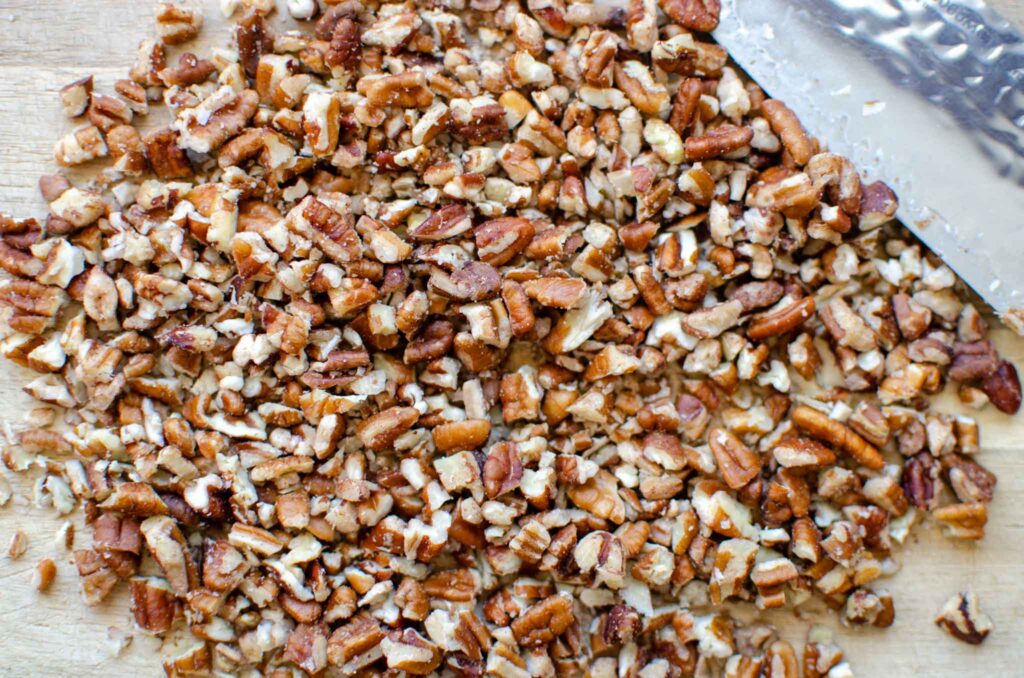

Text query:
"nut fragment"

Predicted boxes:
[[7, 530, 28, 559], [935, 592, 993, 645], [155, 2, 203, 45], [33, 558, 57, 592], [791, 405, 884, 471], [510, 594, 574, 647]]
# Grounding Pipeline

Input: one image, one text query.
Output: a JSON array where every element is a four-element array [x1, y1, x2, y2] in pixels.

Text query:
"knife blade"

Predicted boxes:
[[713, 0, 1024, 333]]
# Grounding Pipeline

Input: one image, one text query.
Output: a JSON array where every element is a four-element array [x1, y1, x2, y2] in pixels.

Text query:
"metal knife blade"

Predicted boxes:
[[713, 0, 1024, 332]]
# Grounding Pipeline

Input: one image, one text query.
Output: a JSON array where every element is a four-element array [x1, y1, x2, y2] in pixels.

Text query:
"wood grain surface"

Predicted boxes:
[[0, 1, 1021, 675]]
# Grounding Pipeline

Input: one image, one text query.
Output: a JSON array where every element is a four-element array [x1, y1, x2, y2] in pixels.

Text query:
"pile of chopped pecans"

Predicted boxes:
[[0, 0, 1020, 675]]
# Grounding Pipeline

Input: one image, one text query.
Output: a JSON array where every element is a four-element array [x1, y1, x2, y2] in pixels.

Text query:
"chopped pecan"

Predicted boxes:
[[511, 594, 575, 647], [762, 100, 814, 166], [660, 0, 721, 32], [155, 2, 203, 45], [981, 361, 1021, 414], [791, 405, 884, 470], [935, 592, 993, 645], [708, 428, 761, 489], [684, 124, 753, 161], [130, 577, 177, 634]]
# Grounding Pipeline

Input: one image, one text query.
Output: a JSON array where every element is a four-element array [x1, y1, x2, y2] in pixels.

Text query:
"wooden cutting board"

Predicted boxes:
[[0, 1, 1021, 675]]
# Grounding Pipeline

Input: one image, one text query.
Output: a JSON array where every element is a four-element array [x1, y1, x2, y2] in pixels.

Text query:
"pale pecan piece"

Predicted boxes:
[[381, 628, 442, 675], [59, 76, 93, 118], [99, 483, 169, 517], [74, 549, 120, 606], [683, 300, 744, 338], [176, 88, 259, 154], [430, 261, 501, 302], [53, 126, 108, 166], [140, 515, 197, 595]]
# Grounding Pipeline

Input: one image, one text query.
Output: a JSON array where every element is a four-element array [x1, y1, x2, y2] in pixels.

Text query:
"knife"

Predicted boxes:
[[713, 0, 1024, 334]]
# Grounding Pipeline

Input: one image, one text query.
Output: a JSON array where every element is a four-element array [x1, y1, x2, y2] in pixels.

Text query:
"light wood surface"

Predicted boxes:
[[0, 1, 1021, 675]]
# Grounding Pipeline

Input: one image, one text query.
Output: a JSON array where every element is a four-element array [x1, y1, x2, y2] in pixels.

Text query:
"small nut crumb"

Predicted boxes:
[[33, 558, 57, 592], [7, 530, 27, 559]]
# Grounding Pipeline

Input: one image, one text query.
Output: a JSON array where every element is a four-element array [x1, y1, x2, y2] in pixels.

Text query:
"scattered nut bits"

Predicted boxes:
[[935, 592, 994, 645], [0, 0, 1019, 675]]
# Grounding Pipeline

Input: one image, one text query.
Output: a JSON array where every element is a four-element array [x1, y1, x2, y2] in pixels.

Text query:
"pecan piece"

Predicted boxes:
[[366, 71, 434, 109], [948, 340, 999, 382], [935, 592, 993, 645], [130, 576, 178, 634], [791, 405, 884, 470], [475, 218, 535, 266], [943, 455, 996, 504], [140, 515, 198, 595], [773, 438, 836, 469], [357, 406, 419, 451], [981, 361, 1021, 414], [659, 0, 721, 32], [933, 502, 988, 540], [761, 99, 814, 166], [902, 453, 941, 511], [708, 428, 762, 489], [483, 442, 523, 498], [730, 280, 784, 313], [410, 204, 473, 241], [747, 297, 816, 340], [143, 128, 192, 179], [433, 419, 491, 453], [684, 124, 753, 161], [328, 614, 386, 667], [522, 277, 587, 309], [510, 594, 575, 647], [156, 2, 202, 45]]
